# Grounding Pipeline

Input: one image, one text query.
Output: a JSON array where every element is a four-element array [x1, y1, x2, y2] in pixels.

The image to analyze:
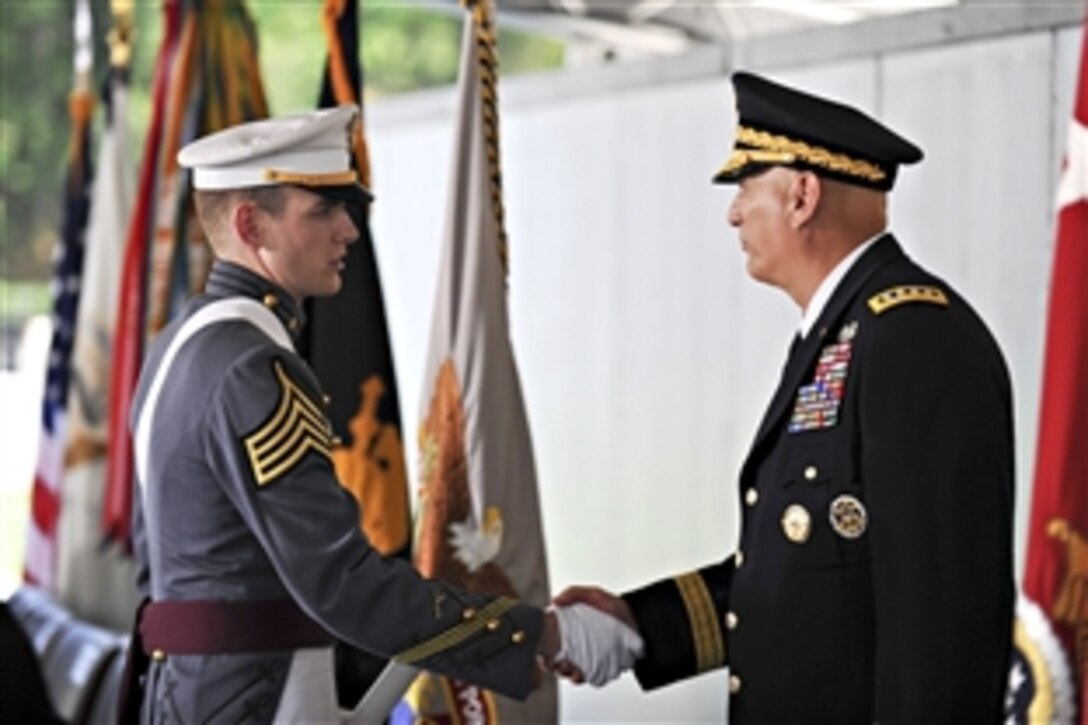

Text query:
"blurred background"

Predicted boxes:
[[2, 1, 1085, 722]]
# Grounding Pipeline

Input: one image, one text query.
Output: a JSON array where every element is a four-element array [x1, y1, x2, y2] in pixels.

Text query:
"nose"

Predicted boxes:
[[338, 206, 361, 245], [727, 195, 742, 228]]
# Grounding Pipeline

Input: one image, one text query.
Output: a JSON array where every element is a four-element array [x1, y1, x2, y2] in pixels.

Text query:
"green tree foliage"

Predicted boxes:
[[0, 0, 562, 291]]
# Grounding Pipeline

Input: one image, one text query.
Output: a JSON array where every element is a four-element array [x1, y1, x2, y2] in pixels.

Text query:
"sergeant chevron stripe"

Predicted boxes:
[[245, 361, 333, 486]]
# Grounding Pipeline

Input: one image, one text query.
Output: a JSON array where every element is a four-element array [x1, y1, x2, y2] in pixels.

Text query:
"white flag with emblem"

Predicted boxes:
[[403, 1, 556, 722]]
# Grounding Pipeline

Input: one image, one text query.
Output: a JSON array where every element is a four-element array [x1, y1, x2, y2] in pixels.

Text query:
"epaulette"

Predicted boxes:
[[867, 285, 949, 315]]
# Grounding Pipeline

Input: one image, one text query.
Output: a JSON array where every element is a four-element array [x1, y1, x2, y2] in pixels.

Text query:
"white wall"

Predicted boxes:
[[367, 15, 1084, 724]]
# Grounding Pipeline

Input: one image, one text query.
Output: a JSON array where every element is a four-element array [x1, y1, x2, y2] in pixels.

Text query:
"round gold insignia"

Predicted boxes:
[[829, 494, 868, 539], [781, 504, 812, 543]]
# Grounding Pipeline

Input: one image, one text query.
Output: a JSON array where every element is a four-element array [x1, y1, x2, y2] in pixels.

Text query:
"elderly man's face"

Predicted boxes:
[[727, 167, 801, 289], [254, 186, 359, 301]]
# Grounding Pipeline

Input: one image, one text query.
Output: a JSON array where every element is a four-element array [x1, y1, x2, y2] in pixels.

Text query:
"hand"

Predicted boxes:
[[553, 585, 637, 632], [544, 588, 644, 687]]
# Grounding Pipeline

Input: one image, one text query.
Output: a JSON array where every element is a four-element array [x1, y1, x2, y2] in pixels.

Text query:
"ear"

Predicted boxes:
[[229, 201, 265, 251], [788, 171, 822, 229]]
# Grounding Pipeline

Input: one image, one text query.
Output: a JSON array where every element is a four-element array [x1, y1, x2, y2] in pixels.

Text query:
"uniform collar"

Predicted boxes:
[[798, 231, 884, 339], [204, 261, 306, 339]]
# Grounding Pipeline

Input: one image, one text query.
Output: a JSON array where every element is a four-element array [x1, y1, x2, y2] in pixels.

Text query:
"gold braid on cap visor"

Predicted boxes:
[[262, 168, 359, 186], [717, 126, 887, 183]]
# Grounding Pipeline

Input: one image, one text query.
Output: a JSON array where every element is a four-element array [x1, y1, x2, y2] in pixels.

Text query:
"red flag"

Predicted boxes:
[[101, 0, 182, 547], [101, 0, 268, 547], [1025, 15, 1088, 721]]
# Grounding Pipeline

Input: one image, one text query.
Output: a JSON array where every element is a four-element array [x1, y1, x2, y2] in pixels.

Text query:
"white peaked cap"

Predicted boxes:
[[177, 105, 370, 202]]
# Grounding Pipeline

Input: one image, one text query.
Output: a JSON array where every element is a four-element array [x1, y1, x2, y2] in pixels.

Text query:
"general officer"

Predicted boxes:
[[552, 71, 1016, 723], [120, 105, 627, 724]]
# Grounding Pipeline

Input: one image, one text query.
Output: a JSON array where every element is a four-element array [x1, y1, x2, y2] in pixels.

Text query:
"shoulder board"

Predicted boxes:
[[867, 285, 949, 315]]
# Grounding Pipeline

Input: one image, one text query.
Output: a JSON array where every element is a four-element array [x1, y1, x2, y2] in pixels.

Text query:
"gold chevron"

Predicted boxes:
[[674, 572, 726, 673], [244, 360, 333, 486], [394, 597, 518, 665]]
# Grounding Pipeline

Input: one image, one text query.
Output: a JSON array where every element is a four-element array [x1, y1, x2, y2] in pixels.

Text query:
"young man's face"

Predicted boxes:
[[255, 186, 358, 301], [727, 167, 798, 289]]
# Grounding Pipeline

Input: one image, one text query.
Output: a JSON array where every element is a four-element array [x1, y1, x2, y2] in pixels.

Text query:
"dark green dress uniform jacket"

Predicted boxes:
[[623, 235, 1015, 724], [130, 262, 542, 724]]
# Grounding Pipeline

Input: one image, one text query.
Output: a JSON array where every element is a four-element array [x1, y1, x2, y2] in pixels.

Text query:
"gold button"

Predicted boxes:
[[735, 550, 744, 568], [322, 394, 332, 406], [725, 611, 738, 630], [804, 465, 818, 481], [262, 293, 278, 308], [288, 317, 300, 331], [744, 488, 758, 506], [331, 435, 343, 446], [510, 630, 525, 644], [151, 649, 166, 662], [486, 619, 500, 632], [462, 607, 476, 620], [729, 674, 742, 694]]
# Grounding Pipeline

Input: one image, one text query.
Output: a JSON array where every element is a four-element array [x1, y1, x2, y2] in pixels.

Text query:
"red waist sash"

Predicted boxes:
[[140, 598, 334, 655]]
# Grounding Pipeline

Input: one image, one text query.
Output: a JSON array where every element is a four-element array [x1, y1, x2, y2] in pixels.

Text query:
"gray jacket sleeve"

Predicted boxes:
[[200, 344, 543, 700]]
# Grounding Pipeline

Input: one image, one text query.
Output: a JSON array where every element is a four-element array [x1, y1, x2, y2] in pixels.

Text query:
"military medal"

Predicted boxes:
[[789, 321, 858, 433], [829, 494, 868, 539]]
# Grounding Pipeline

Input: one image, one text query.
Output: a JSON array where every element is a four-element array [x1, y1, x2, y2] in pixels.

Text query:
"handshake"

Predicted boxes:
[[539, 586, 645, 687]]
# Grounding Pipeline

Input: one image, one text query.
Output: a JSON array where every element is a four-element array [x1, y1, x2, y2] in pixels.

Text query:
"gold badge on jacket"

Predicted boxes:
[[829, 494, 868, 539], [782, 504, 812, 543], [788, 321, 857, 433]]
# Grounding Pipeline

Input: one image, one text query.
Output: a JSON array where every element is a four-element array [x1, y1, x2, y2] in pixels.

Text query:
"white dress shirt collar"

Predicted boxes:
[[798, 232, 884, 339]]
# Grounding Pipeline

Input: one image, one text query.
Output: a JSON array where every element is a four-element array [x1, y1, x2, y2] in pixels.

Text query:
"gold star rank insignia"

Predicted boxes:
[[244, 360, 333, 486]]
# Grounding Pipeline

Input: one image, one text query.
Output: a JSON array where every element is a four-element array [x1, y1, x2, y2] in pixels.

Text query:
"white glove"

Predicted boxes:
[[551, 603, 645, 686]]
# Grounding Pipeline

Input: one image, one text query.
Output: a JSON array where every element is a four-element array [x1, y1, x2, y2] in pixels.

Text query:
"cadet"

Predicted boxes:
[[121, 106, 581, 723], [553, 71, 1016, 723]]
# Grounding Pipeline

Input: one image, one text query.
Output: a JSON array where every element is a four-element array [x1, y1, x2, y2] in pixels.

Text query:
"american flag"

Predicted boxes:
[[25, 86, 96, 589]]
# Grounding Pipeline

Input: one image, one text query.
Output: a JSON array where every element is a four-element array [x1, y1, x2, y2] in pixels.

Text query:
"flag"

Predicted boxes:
[[1022, 14, 1088, 723], [301, 0, 413, 707], [56, 57, 139, 630], [304, 0, 410, 563], [102, 0, 181, 547], [397, 2, 556, 721], [24, 75, 96, 591], [102, 0, 268, 547]]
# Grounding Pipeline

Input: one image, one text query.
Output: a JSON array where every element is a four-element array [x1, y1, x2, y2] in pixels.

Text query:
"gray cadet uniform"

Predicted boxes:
[[130, 261, 543, 723]]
